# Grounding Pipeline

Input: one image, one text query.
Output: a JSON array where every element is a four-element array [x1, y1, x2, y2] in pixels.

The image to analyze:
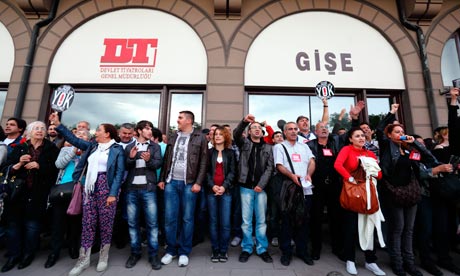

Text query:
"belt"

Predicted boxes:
[[128, 184, 148, 190]]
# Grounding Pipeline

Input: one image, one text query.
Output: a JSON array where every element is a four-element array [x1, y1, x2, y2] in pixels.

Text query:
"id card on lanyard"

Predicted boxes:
[[322, 148, 333, 156], [292, 153, 302, 162]]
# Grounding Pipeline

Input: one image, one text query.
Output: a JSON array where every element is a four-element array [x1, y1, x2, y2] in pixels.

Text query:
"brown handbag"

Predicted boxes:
[[339, 162, 379, 214]]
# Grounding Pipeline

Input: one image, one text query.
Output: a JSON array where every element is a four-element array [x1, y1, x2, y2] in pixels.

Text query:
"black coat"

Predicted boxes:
[[2, 139, 59, 220]]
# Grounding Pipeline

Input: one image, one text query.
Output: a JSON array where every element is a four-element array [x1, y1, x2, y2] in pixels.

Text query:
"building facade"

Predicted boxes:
[[0, 0, 459, 138]]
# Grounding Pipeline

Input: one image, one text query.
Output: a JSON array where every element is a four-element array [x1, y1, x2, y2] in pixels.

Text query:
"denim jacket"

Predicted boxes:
[[72, 142, 125, 197]]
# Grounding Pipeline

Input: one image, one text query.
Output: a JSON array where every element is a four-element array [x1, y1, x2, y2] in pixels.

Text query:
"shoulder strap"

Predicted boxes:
[[281, 144, 296, 175]]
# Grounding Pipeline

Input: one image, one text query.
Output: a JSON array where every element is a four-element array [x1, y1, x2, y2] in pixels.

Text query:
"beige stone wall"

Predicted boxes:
[[0, 0, 459, 138]]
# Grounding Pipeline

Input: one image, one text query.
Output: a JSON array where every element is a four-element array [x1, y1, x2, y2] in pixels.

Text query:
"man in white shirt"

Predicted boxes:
[[274, 121, 315, 266]]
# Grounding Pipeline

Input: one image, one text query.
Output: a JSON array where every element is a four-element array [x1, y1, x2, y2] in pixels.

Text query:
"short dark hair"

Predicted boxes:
[[135, 120, 153, 133], [359, 122, 370, 127], [7, 117, 27, 135], [152, 127, 163, 142], [296, 115, 309, 123], [179, 111, 195, 124], [272, 131, 283, 139]]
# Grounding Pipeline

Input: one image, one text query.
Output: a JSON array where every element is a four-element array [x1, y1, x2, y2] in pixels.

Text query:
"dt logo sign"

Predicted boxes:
[[100, 38, 158, 67]]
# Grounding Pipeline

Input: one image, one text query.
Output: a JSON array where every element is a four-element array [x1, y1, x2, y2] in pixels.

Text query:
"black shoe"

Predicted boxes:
[[219, 252, 228, 263], [332, 249, 346, 262], [17, 254, 34, 270], [239, 251, 251, 263], [438, 262, 460, 275], [311, 253, 320, 261], [44, 254, 59, 268], [1, 257, 20, 272], [125, 254, 141, 268], [280, 254, 291, 266], [257, 251, 273, 263], [68, 247, 79, 259], [421, 262, 443, 276], [211, 250, 219, 263], [301, 255, 314, 266], [404, 264, 423, 276], [392, 266, 407, 276], [149, 255, 161, 270]]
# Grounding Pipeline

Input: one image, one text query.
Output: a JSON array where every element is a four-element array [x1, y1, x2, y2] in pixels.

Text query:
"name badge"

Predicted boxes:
[[292, 153, 301, 162], [323, 148, 333, 156], [409, 151, 421, 161]]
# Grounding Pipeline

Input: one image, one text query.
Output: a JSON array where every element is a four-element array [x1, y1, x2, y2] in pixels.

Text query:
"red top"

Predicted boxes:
[[263, 125, 275, 145], [213, 161, 224, 186], [334, 145, 382, 180]]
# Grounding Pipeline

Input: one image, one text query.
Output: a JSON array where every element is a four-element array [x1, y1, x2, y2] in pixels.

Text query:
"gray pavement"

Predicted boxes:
[[1, 238, 459, 276]]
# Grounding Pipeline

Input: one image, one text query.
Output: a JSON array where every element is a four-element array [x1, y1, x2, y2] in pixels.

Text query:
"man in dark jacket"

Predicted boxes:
[[234, 114, 274, 263], [158, 111, 208, 267], [124, 120, 162, 270]]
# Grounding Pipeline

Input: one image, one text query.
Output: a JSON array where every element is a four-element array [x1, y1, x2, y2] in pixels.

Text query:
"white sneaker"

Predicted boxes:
[[161, 253, 176, 265], [178, 255, 189, 267], [365, 262, 386, 276], [271, 237, 279, 247], [231, 236, 241, 247], [346, 261, 358, 275]]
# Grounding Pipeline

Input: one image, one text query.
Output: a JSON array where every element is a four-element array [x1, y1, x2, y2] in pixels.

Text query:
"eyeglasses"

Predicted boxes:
[[250, 125, 262, 130], [33, 127, 46, 131], [286, 127, 299, 131]]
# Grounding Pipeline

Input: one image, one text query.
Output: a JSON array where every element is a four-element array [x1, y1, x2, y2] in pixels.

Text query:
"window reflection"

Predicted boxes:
[[441, 35, 460, 87], [310, 96, 354, 131], [367, 97, 391, 129], [0, 90, 6, 117], [169, 93, 203, 131], [60, 92, 160, 130], [249, 95, 309, 131], [248, 94, 354, 132]]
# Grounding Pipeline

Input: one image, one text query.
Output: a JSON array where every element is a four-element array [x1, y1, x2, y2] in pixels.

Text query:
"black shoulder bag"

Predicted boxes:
[[279, 144, 306, 226]]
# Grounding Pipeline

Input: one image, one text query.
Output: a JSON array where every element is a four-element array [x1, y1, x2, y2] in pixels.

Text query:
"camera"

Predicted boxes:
[[453, 78, 460, 88]]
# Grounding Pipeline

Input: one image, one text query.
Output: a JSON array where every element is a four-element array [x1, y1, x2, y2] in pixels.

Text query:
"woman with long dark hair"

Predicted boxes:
[[48, 113, 125, 276], [334, 127, 384, 276]]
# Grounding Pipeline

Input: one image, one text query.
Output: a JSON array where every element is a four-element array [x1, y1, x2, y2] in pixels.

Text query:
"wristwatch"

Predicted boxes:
[[348, 177, 355, 183]]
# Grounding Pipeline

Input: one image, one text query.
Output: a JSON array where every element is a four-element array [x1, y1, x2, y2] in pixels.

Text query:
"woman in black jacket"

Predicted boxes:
[[377, 104, 441, 276], [206, 126, 236, 263], [0, 121, 59, 272]]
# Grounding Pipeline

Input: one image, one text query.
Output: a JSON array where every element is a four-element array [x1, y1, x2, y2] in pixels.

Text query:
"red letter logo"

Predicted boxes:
[[100, 38, 158, 67]]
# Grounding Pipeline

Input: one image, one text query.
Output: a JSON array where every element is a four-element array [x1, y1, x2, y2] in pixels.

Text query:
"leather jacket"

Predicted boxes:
[[233, 119, 274, 189], [206, 147, 236, 193], [160, 128, 208, 185]]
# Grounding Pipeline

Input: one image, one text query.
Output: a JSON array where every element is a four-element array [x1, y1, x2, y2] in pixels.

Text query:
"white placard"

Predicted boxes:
[[245, 12, 404, 89], [49, 9, 207, 84], [0, 23, 14, 83]]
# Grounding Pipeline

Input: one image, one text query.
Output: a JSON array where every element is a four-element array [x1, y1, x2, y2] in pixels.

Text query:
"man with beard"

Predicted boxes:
[[234, 114, 274, 263]]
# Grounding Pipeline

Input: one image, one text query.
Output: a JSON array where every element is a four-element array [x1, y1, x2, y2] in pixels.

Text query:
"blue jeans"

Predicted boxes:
[[7, 219, 41, 258], [207, 193, 232, 253], [240, 187, 268, 254], [164, 180, 198, 256], [126, 189, 159, 256], [387, 204, 417, 268]]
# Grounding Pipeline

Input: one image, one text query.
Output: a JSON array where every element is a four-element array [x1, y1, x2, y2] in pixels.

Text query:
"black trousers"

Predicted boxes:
[[343, 209, 377, 263], [50, 201, 82, 255], [310, 178, 343, 256]]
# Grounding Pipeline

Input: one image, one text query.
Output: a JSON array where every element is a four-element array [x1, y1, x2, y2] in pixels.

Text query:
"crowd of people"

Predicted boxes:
[[0, 88, 459, 276]]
